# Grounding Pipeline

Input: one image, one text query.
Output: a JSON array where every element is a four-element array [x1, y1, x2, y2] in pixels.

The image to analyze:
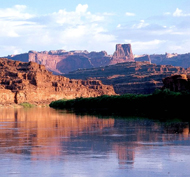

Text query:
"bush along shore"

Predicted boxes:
[[49, 89, 190, 121]]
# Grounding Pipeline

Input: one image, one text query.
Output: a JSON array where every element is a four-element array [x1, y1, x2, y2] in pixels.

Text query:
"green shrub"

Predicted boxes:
[[49, 91, 190, 120], [19, 102, 36, 108]]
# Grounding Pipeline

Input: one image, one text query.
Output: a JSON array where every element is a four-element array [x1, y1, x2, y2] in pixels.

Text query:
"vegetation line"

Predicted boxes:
[[49, 89, 190, 120], [19, 102, 36, 108]]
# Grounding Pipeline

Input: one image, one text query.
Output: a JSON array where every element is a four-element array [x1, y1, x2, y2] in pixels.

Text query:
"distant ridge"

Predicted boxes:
[[3, 44, 135, 74], [65, 61, 190, 94], [2, 44, 190, 75]]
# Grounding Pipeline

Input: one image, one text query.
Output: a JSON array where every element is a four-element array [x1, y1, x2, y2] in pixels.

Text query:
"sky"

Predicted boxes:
[[1, 0, 190, 56]]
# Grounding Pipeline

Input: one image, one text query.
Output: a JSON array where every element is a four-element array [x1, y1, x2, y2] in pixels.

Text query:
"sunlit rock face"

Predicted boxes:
[[134, 55, 151, 63], [5, 50, 112, 74], [0, 58, 116, 105], [4, 44, 190, 75], [4, 44, 135, 74], [134, 52, 190, 68], [65, 62, 190, 94], [110, 44, 134, 65]]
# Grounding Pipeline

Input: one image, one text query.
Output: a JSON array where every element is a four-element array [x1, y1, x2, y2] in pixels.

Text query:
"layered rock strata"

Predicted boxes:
[[4, 44, 135, 74], [110, 44, 134, 65], [65, 62, 190, 94], [135, 53, 190, 68], [134, 55, 151, 63], [4, 44, 190, 75], [0, 58, 115, 105], [162, 74, 190, 92], [5, 50, 112, 74]]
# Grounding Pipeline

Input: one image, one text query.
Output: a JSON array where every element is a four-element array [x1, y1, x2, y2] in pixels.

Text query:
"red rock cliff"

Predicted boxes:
[[162, 74, 190, 92], [0, 58, 116, 105], [65, 62, 190, 94], [5, 50, 111, 74], [4, 44, 136, 74], [110, 44, 134, 65]]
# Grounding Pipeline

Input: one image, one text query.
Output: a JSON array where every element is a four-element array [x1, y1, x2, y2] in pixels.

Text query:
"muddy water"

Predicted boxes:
[[0, 107, 189, 177]]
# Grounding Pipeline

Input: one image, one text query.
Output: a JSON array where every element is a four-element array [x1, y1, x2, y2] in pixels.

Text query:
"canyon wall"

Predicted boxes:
[[162, 74, 190, 92], [4, 44, 190, 75], [0, 58, 115, 105], [3, 44, 190, 95], [109, 44, 134, 65], [4, 44, 134, 74], [5, 50, 112, 74], [135, 53, 190, 68], [65, 62, 190, 94]]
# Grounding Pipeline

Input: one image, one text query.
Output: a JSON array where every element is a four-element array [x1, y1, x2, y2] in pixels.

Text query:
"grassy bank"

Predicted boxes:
[[19, 102, 36, 108], [49, 90, 190, 120]]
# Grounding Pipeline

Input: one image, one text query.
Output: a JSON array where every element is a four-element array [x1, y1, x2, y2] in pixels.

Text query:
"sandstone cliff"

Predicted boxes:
[[162, 74, 190, 92], [134, 55, 151, 63], [135, 53, 190, 68], [4, 44, 190, 75], [65, 62, 190, 94], [110, 44, 134, 65], [5, 50, 112, 74], [4, 44, 135, 74], [0, 58, 115, 105]]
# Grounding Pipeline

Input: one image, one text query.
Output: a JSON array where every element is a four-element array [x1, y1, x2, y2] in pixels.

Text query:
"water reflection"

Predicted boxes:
[[0, 107, 190, 176], [0, 108, 114, 158]]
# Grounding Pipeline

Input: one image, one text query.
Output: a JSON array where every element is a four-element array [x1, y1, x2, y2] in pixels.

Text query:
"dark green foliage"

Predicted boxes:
[[49, 90, 190, 121]]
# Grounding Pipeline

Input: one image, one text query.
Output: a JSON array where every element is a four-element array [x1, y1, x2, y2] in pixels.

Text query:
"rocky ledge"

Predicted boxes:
[[65, 61, 190, 94], [162, 74, 190, 92], [0, 58, 116, 105], [4, 44, 134, 74]]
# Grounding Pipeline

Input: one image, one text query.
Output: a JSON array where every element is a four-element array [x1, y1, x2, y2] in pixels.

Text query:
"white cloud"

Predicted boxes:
[[1, 4, 190, 56], [117, 24, 121, 28], [164, 12, 171, 15], [52, 4, 105, 26], [128, 39, 165, 48], [125, 12, 135, 16], [76, 4, 88, 13], [125, 39, 166, 54], [132, 20, 149, 29], [0, 5, 34, 19], [168, 45, 183, 51], [1, 45, 22, 56], [0, 5, 36, 38], [0, 4, 116, 56], [173, 8, 190, 17], [173, 8, 183, 16]]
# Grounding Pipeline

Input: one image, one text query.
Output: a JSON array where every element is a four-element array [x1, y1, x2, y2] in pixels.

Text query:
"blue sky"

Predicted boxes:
[[1, 0, 190, 56]]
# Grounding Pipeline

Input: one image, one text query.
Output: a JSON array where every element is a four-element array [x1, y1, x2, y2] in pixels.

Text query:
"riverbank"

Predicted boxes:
[[49, 89, 190, 120], [0, 103, 49, 108]]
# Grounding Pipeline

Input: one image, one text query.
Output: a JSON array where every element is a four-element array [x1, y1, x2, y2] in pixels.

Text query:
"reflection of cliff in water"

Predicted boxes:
[[0, 108, 189, 168], [0, 108, 115, 158], [112, 120, 190, 167]]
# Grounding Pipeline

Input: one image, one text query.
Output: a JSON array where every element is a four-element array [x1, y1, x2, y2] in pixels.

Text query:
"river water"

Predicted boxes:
[[0, 107, 189, 177]]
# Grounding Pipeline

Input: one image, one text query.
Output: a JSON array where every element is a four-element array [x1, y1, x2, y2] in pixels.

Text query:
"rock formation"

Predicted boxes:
[[0, 58, 115, 105], [4, 44, 135, 74], [134, 55, 151, 63], [110, 44, 134, 65], [135, 53, 190, 68], [5, 50, 112, 74], [162, 74, 190, 92], [4, 44, 190, 75], [65, 62, 190, 94]]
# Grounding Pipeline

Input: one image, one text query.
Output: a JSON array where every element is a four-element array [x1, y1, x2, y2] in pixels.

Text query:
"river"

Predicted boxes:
[[0, 107, 189, 177]]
